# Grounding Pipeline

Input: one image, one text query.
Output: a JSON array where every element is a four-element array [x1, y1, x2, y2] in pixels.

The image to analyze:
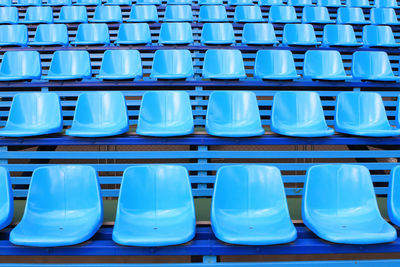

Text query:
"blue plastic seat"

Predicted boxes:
[[15, 0, 41, 6], [0, 51, 41, 81], [268, 6, 299, 23], [0, 0, 11, 6], [283, 24, 320, 46], [90, 6, 122, 23], [337, 7, 369, 24], [105, 0, 131, 4], [242, 23, 278, 45], [44, 0, 72, 5], [43, 51, 91, 80], [258, 0, 282, 5], [303, 50, 350, 80], [346, 0, 370, 6], [168, 0, 191, 4], [74, 0, 101, 5], [302, 6, 333, 23], [388, 166, 400, 227], [303, 164, 397, 244], [56, 6, 88, 23], [0, 168, 12, 231], [71, 23, 110, 46], [22, 6, 53, 24], [0, 93, 62, 137], [159, 22, 193, 45], [228, 0, 253, 5], [198, 5, 228, 22], [0, 7, 17, 24], [370, 7, 400, 25], [206, 91, 264, 137], [201, 23, 235, 45], [164, 5, 193, 22], [234, 5, 264, 22], [254, 50, 299, 80], [150, 50, 193, 79], [127, 5, 158, 22], [317, 0, 342, 7], [335, 92, 400, 136], [10, 165, 103, 247], [113, 165, 195, 246], [375, 0, 399, 8], [136, 91, 194, 136], [211, 165, 296, 245], [271, 91, 334, 137], [288, 0, 313, 5], [363, 25, 400, 47], [322, 24, 362, 46], [136, 0, 160, 4], [352, 51, 399, 81], [199, 0, 223, 4], [66, 92, 129, 137], [202, 50, 246, 80], [115, 23, 151, 45], [0, 25, 27, 46], [97, 50, 142, 80], [29, 24, 69, 46]]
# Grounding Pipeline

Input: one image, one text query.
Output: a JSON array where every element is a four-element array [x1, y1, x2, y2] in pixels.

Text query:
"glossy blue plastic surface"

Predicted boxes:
[[228, 0, 253, 5], [15, 0, 41, 6], [211, 165, 296, 245], [335, 92, 400, 137], [164, 5, 193, 22], [127, 5, 158, 22], [258, 0, 283, 5], [66, 92, 129, 137], [151, 50, 193, 80], [0, 25, 27, 46], [271, 91, 334, 137], [322, 24, 362, 46], [74, 0, 101, 5], [0, 7, 18, 24], [375, 0, 399, 8], [268, 5, 300, 23], [115, 23, 151, 45], [206, 91, 264, 137], [0, 93, 62, 137], [363, 25, 400, 47], [10, 165, 103, 247], [56, 6, 87, 23], [201, 23, 235, 45], [288, 0, 313, 5], [105, 0, 131, 5], [91, 6, 122, 22], [113, 165, 195, 246], [303, 50, 350, 80], [202, 49, 246, 80], [317, 0, 342, 7], [136, 91, 194, 136], [352, 51, 399, 81], [0, 168, 12, 231], [43, 50, 91, 80], [234, 5, 264, 22], [45, 0, 72, 6], [302, 6, 333, 23], [303, 164, 397, 244], [254, 50, 299, 80], [0, 0, 11, 6], [337, 7, 369, 24], [347, 0, 370, 7], [22, 6, 53, 24], [370, 7, 400, 25], [136, 0, 160, 4], [29, 24, 69, 46], [388, 166, 400, 227], [159, 22, 193, 45], [97, 50, 142, 80], [283, 24, 320, 46], [0, 51, 41, 81], [198, 5, 228, 22], [242, 23, 278, 45], [71, 23, 110, 45], [168, 0, 192, 4], [199, 0, 223, 4]]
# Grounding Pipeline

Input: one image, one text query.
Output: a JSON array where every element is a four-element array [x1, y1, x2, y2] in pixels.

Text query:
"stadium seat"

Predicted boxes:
[[303, 164, 397, 244], [211, 165, 297, 245], [201, 23, 235, 45], [22, 6, 53, 24], [15, 0, 41, 6], [0, 7, 17, 24], [90, 6, 122, 23], [346, 0, 370, 7], [29, 24, 69, 46], [228, 0, 253, 5], [206, 91, 264, 137], [45, 0, 71, 5], [56, 6, 88, 23], [0, 51, 41, 81], [268, 6, 300, 23], [234, 5, 264, 22], [164, 5, 193, 22], [288, 0, 313, 5], [151, 50, 193, 79], [127, 5, 158, 22], [136, 91, 194, 136], [370, 7, 400, 25], [97, 50, 142, 80], [303, 50, 350, 80], [70, 23, 110, 46], [0, 25, 27, 46], [199, 0, 223, 4], [0, 0, 11, 6], [352, 51, 399, 81], [42, 51, 91, 80], [271, 91, 334, 137], [0, 168, 12, 231], [198, 5, 228, 22], [322, 24, 362, 46], [9, 165, 103, 247], [66, 92, 129, 137], [335, 92, 400, 136], [0, 93, 62, 137], [388, 166, 400, 227], [159, 22, 193, 45], [254, 50, 299, 80], [136, 0, 161, 4], [283, 24, 320, 46], [317, 0, 342, 7], [115, 23, 151, 45], [74, 0, 101, 5], [105, 0, 131, 5], [113, 165, 195, 246], [168, 0, 191, 4], [258, 0, 283, 5], [302, 6, 334, 23], [375, 0, 399, 8], [337, 7, 369, 24], [242, 23, 278, 45], [363, 25, 400, 47], [202, 49, 246, 79]]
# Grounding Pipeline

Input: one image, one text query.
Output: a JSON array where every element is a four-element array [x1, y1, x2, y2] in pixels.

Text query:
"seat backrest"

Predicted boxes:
[[352, 51, 395, 78], [48, 50, 91, 76], [46, 0, 72, 5], [198, 5, 228, 21], [234, 5, 263, 21], [0, 24, 27, 44], [347, 0, 370, 6], [317, 0, 342, 6], [388, 166, 400, 226], [303, 50, 346, 78], [370, 7, 398, 24], [0, 167, 13, 230], [202, 49, 245, 77], [288, 0, 313, 5], [242, 23, 277, 44], [375, 0, 398, 8], [59, 6, 88, 22], [33, 24, 68, 43], [201, 23, 234, 43], [323, 24, 358, 45], [75, 23, 109, 42], [0, 7, 18, 23], [363, 25, 397, 46], [93, 5, 122, 21], [116, 23, 151, 43], [17, 0, 41, 5], [151, 49, 193, 77], [337, 7, 366, 23], [268, 5, 298, 22], [0, 51, 41, 77], [302, 6, 331, 22], [164, 5, 193, 21], [259, 0, 283, 5], [99, 50, 142, 77], [254, 50, 297, 77], [283, 23, 317, 44], [24, 6, 53, 22], [129, 5, 158, 22], [0, 0, 11, 6], [159, 22, 193, 43]]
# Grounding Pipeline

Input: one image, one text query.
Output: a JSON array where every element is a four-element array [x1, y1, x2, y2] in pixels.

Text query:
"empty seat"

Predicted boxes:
[[43, 51, 91, 80], [337, 7, 369, 24], [164, 5, 193, 22], [66, 92, 129, 137], [370, 7, 400, 25], [168, 0, 192, 4], [198, 5, 228, 22], [0, 93, 62, 137], [303, 50, 350, 80], [56, 6, 88, 23], [254, 50, 299, 80], [234, 5, 264, 22], [335, 92, 400, 136], [136, 91, 194, 136], [45, 0, 72, 5], [136, 0, 161, 4], [302, 6, 333, 23], [203, 50, 246, 80], [303, 164, 397, 244], [115, 23, 151, 45], [150, 50, 193, 79], [15, 0, 41, 6], [127, 5, 158, 22], [242, 23, 278, 45], [388, 166, 400, 227], [10, 165, 103, 247], [106, 0, 131, 5], [0, 7, 18, 24], [90, 6, 122, 23], [228, 0, 253, 5], [322, 24, 362, 46], [363, 25, 400, 47], [206, 91, 264, 137], [29, 24, 69, 46], [317, 0, 342, 6], [74, 0, 101, 5], [0, 168, 12, 231], [211, 165, 296, 245], [97, 50, 142, 80], [283, 24, 320, 46], [288, 0, 313, 5], [0, 0, 11, 6], [201, 23, 235, 45], [0, 51, 41, 81], [0, 25, 27, 46], [22, 6, 53, 24], [352, 51, 399, 81], [71, 23, 110, 46], [268, 6, 300, 23], [113, 165, 195, 246], [271, 91, 334, 137], [375, 0, 399, 8], [259, 0, 283, 5], [199, 0, 223, 4], [347, 0, 370, 6], [159, 22, 193, 45]]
